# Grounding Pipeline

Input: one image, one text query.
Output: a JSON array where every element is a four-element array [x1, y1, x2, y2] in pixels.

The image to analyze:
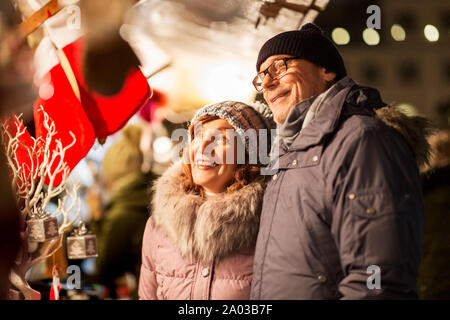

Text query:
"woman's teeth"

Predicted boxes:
[[196, 161, 218, 168]]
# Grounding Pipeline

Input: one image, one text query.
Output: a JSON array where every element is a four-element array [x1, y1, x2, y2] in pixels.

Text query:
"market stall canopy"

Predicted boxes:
[[122, 0, 330, 112]]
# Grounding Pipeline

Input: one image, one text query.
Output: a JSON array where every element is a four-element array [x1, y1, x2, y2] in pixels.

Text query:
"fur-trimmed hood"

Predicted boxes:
[[151, 161, 264, 263], [342, 81, 436, 168], [375, 106, 435, 168]]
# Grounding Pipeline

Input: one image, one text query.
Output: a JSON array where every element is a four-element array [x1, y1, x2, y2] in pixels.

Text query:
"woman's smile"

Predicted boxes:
[[189, 118, 237, 194]]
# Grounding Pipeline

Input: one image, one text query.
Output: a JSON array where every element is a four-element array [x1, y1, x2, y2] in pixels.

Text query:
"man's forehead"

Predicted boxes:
[[259, 54, 294, 72]]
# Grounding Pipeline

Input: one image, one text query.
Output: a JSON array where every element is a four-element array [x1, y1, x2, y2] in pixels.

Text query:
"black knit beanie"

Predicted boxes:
[[256, 23, 347, 81]]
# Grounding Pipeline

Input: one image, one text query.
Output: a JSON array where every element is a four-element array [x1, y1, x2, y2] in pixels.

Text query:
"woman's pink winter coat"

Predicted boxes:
[[138, 162, 264, 300]]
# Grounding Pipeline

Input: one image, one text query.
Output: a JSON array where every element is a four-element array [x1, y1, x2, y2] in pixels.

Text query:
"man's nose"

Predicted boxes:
[[261, 73, 277, 91]]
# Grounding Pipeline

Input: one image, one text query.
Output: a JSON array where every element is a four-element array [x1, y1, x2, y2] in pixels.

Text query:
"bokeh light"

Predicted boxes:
[[331, 27, 350, 45], [395, 103, 419, 116], [363, 28, 380, 46], [153, 136, 172, 155], [424, 24, 439, 42], [391, 24, 406, 41]]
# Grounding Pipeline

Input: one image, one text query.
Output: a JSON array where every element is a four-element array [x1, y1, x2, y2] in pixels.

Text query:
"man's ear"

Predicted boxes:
[[320, 68, 336, 82]]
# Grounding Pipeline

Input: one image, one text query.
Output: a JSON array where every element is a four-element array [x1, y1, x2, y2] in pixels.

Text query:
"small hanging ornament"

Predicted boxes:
[[27, 210, 60, 242], [49, 265, 61, 300], [67, 221, 98, 260], [97, 137, 107, 145]]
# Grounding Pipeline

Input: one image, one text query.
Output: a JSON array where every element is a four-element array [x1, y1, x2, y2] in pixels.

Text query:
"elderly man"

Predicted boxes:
[[250, 23, 432, 299]]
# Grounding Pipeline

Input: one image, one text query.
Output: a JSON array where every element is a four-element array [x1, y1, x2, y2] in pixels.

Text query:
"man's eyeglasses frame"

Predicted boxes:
[[252, 56, 300, 92]]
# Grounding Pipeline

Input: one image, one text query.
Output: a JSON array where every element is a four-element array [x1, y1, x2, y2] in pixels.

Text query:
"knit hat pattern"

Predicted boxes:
[[256, 23, 347, 80]]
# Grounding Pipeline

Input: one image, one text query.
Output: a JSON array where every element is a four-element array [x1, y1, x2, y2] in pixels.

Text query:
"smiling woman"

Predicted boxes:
[[187, 117, 239, 194], [181, 115, 260, 196], [138, 101, 275, 300]]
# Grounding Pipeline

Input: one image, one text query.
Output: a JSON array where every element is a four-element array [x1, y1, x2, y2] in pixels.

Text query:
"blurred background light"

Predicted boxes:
[[153, 136, 173, 155], [424, 24, 439, 42], [391, 24, 406, 41], [363, 28, 380, 46], [395, 103, 419, 116], [153, 136, 173, 164], [196, 61, 254, 103], [331, 27, 350, 45]]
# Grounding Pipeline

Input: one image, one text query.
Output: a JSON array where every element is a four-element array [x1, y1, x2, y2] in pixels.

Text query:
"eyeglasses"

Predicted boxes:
[[252, 56, 300, 92]]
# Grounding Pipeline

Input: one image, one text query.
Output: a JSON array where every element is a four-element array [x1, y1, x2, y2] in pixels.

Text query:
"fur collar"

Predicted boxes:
[[375, 106, 435, 168], [151, 161, 264, 263]]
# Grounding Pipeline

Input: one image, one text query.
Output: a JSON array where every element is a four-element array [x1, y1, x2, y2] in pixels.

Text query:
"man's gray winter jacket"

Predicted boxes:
[[251, 77, 433, 299]]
